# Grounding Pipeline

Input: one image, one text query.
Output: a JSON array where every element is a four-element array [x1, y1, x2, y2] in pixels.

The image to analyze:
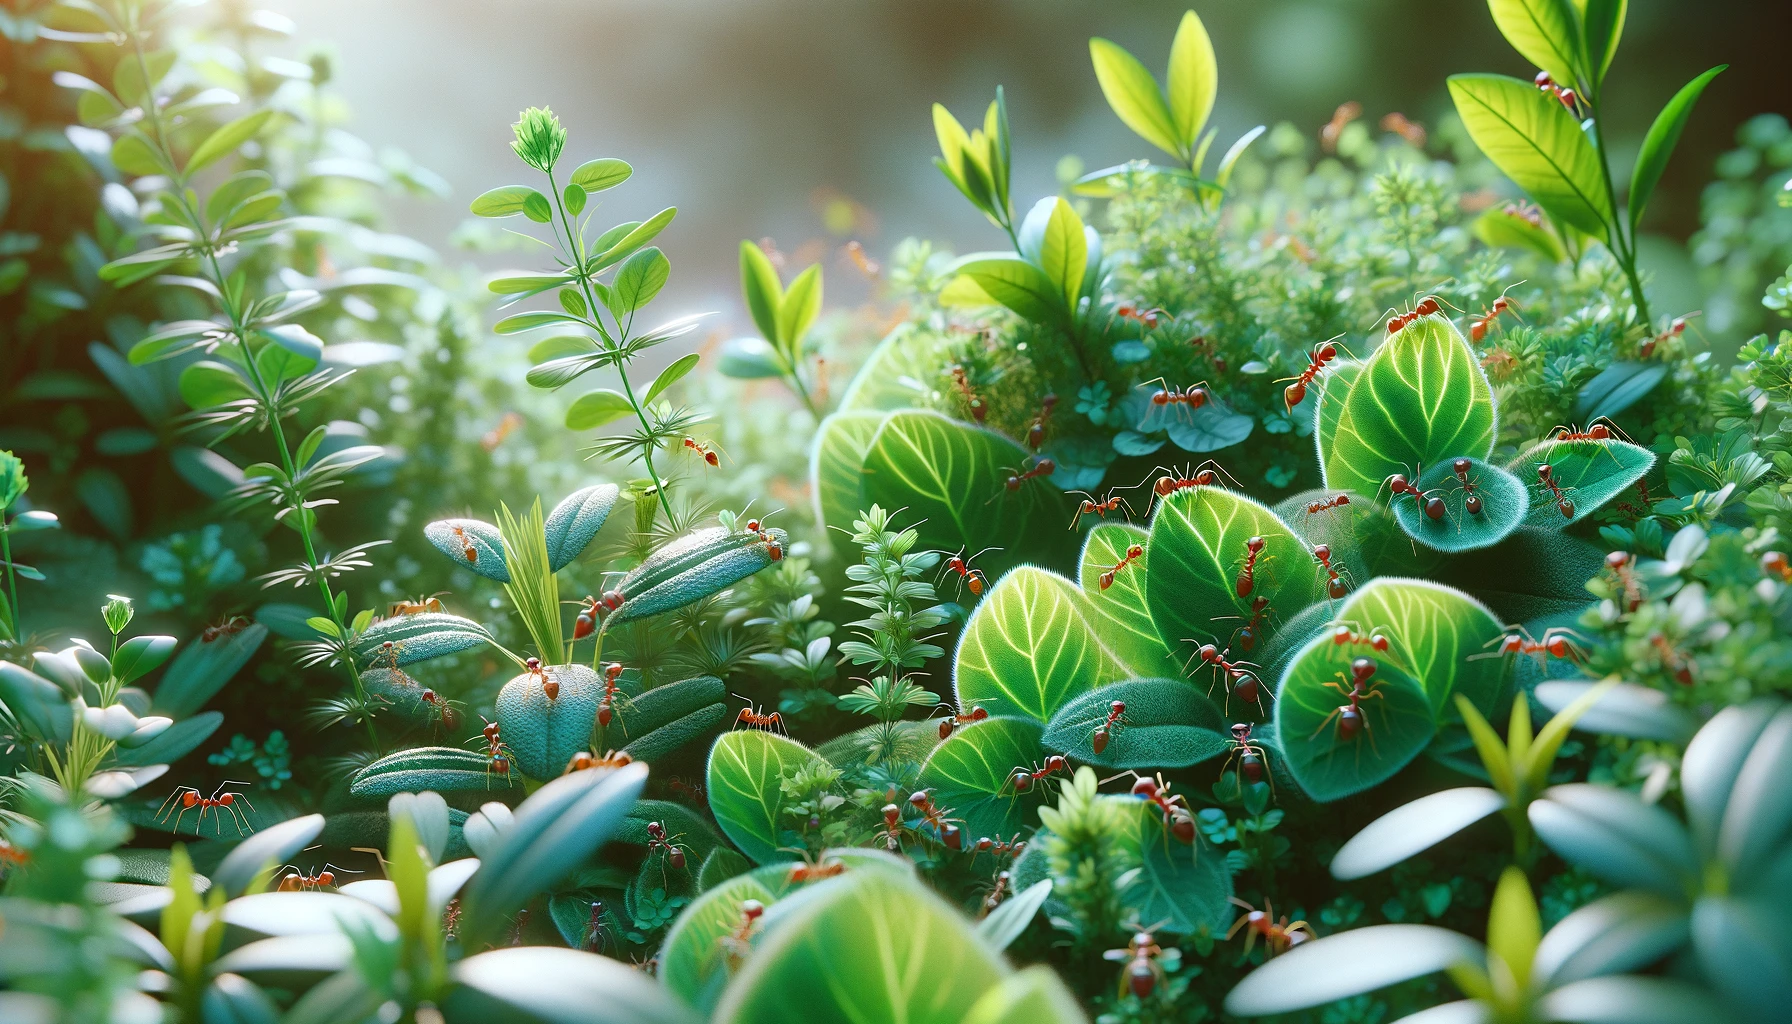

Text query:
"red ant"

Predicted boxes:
[[1069, 489, 1134, 530], [665, 775, 706, 805], [979, 870, 1011, 917], [1449, 458, 1486, 518], [597, 661, 627, 727], [644, 820, 690, 878], [970, 833, 1026, 862], [201, 615, 251, 643], [1536, 463, 1576, 519], [1234, 536, 1268, 598], [1007, 754, 1069, 794], [277, 861, 360, 892], [1761, 550, 1791, 583], [1468, 285, 1523, 342], [156, 781, 257, 836], [1278, 338, 1340, 410], [1475, 626, 1587, 667], [529, 658, 560, 701], [564, 750, 633, 774], [1532, 71, 1581, 115], [1227, 898, 1316, 956], [1649, 633, 1695, 685], [1639, 313, 1697, 359], [935, 703, 988, 740], [682, 436, 721, 467], [1119, 772, 1195, 844], [1221, 723, 1272, 790], [949, 364, 987, 423], [719, 899, 766, 969], [1025, 392, 1057, 451], [907, 790, 964, 850], [1105, 930, 1173, 999], [873, 803, 914, 852], [387, 593, 448, 617], [1606, 550, 1644, 611], [1385, 295, 1443, 334], [1092, 699, 1128, 754], [1001, 455, 1055, 491], [1142, 460, 1239, 512], [1331, 625, 1390, 652], [784, 848, 848, 884], [450, 524, 479, 564], [1313, 543, 1352, 600], [1138, 378, 1213, 435], [574, 589, 626, 640], [1305, 493, 1351, 516], [1384, 468, 1446, 523], [1115, 303, 1167, 330], [471, 716, 516, 785], [941, 547, 997, 598], [419, 688, 463, 731], [1550, 419, 1626, 443], [1098, 544, 1145, 591], [1216, 595, 1271, 652], [1188, 643, 1267, 712], [580, 899, 616, 953], [732, 694, 786, 734], [1310, 656, 1383, 744]]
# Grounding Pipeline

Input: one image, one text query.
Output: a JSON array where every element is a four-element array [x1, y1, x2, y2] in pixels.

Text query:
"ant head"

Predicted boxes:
[[1246, 536, 1266, 554], [1230, 722, 1252, 741], [1350, 657, 1377, 683]]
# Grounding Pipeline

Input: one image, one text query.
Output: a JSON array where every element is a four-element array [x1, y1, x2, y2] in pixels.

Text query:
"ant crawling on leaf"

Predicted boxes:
[[1227, 898, 1316, 957], [1105, 928, 1178, 999]]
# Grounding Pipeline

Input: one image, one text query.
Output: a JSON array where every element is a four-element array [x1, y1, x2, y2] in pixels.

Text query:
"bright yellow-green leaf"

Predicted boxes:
[[1448, 74, 1612, 238], [186, 109, 274, 175], [1487, 0, 1584, 87], [643, 352, 699, 406], [1036, 198, 1087, 310], [739, 240, 784, 343], [564, 389, 635, 431], [1455, 693, 1517, 798], [1473, 205, 1568, 262], [1582, 0, 1627, 85], [1089, 37, 1182, 160], [111, 132, 164, 177], [1486, 866, 1540, 992], [1523, 677, 1618, 795], [1166, 10, 1218, 152], [777, 264, 822, 358], [1628, 66, 1726, 233]]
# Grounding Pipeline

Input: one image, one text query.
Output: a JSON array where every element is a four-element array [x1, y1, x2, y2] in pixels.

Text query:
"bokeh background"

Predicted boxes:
[[269, 0, 1789, 335]]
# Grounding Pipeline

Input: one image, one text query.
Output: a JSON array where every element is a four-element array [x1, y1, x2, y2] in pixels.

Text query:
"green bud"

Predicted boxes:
[[103, 594, 134, 635], [510, 106, 566, 174], [0, 450, 26, 509]]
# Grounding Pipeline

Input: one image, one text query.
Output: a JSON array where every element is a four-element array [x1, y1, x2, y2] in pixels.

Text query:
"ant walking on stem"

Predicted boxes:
[[1639, 312, 1698, 359], [597, 661, 628, 727]]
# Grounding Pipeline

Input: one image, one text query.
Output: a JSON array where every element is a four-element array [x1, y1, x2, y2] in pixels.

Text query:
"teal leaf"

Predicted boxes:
[[1507, 438, 1655, 529], [1041, 678, 1228, 769], [423, 517, 510, 582], [1389, 457, 1530, 553], [543, 484, 620, 572]]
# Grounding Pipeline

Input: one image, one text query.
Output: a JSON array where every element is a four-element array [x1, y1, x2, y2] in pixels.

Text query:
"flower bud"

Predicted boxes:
[[103, 594, 134, 636]]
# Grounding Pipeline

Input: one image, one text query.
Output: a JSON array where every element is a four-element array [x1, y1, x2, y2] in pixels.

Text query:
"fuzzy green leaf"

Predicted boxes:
[[609, 528, 785, 626], [1507, 437, 1654, 528], [954, 566, 1128, 722], [423, 518, 510, 582], [1115, 798, 1233, 936], [1077, 524, 1181, 678], [496, 664, 600, 780], [1390, 457, 1530, 553], [706, 730, 830, 865], [543, 483, 620, 572], [1274, 629, 1437, 801], [352, 612, 496, 667], [808, 411, 884, 536], [918, 716, 1051, 845], [1042, 678, 1228, 769]]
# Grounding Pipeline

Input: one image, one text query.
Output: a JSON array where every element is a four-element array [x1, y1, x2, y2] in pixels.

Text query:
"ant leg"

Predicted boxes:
[[1307, 707, 1343, 741]]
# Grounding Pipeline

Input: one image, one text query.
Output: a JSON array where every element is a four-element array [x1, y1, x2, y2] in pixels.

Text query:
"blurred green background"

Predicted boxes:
[[274, 0, 1788, 335]]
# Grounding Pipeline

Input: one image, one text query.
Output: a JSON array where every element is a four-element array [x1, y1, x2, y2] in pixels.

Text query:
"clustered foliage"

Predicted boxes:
[[3, 1, 1791, 1023]]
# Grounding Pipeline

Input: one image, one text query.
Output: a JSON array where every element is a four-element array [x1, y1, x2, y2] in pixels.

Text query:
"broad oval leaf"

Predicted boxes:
[[1534, 891, 1691, 988], [151, 626, 267, 717], [611, 247, 670, 314], [1089, 37, 1181, 159], [1313, 359, 1365, 475], [918, 716, 1051, 844], [565, 389, 636, 431], [706, 730, 830, 864], [423, 518, 509, 582], [1331, 787, 1507, 879], [1274, 629, 1437, 801], [1472, 204, 1568, 262], [1077, 524, 1180, 678], [954, 566, 1127, 722], [1324, 314, 1495, 496], [111, 710, 222, 768], [860, 409, 1072, 582], [1145, 487, 1321, 665], [1528, 784, 1700, 895], [1041, 678, 1228, 769], [496, 664, 602, 781], [1535, 681, 1697, 743], [452, 946, 699, 1024], [571, 157, 633, 193], [1688, 896, 1792, 1016], [1224, 924, 1486, 1016], [838, 324, 951, 412], [351, 613, 495, 667], [1114, 798, 1233, 936], [1273, 488, 1441, 581], [644, 353, 700, 406], [1506, 438, 1654, 529], [961, 966, 1087, 1024], [1034, 198, 1087, 310], [1538, 975, 1735, 1024], [714, 869, 1009, 1024], [544, 483, 619, 571], [222, 892, 398, 940], [178, 360, 252, 410], [662, 871, 784, 1009], [777, 264, 822, 355], [1448, 74, 1612, 237], [1332, 578, 1508, 720], [1390, 458, 1530, 553], [471, 185, 547, 218], [808, 410, 883, 537], [954, 256, 1067, 326]]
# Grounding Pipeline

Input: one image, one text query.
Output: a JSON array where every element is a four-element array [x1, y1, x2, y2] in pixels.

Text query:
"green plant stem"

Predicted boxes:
[[1, 524, 19, 638], [1588, 106, 1653, 327], [125, 25, 380, 754], [545, 168, 677, 529]]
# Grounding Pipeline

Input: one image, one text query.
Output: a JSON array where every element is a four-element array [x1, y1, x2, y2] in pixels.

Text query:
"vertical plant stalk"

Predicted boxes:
[[1588, 109, 1653, 327], [1, 522, 19, 639], [544, 168, 677, 529], [120, 19, 379, 751]]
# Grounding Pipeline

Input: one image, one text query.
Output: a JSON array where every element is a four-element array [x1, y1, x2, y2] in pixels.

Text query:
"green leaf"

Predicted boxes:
[[1628, 66, 1726, 233], [565, 389, 636, 431], [714, 869, 1009, 1024], [1576, 362, 1666, 422], [953, 256, 1067, 326], [562, 183, 587, 216], [1166, 11, 1218, 151], [490, 272, 573, 296], [150, 626, 268, 718], [1473, 205, 1568, 262], [1274, 630, 1437, 801], [571, 157, 633, 192], [718, 337, 788, 380], [1089, 37, 1182, 160], [592, 207, 677, 271], [471, 185, 548, 218], [1488, 867, 1541, 990], [1273, 488, 1442, 583], [351, 613, 496, 668], [838, 323, 952, 412], [111, 709, 223, 767], [1390, 457, 1531, 553], [1314, 359, 1365, 475], [739, 241, 784, 344], [1448, 74, 1612, 238], [859, 410, 1072, 583], [495, 311, 587, 335], [608, 528, 785, 626], [543, 483, 620, 572], [644, 353, 700, 406], [496, 664, 600, 781], [1145, 487, 1322, 669], [423, 518, 510, 583], [214, 813, 326, 899], [1115, 798, 1234, 936], [1334, 578, 1508, 721], [1042, 678, 1229, 769], [111, 132, 164, 176], [808, 411, 884, 536], [1077, 524, 1181, 678], [977, 879, 1053, 952], [178, 360, 251, 410], [961, 966, 1086, 1024], [112, 49, 174, 107], [205, 170, 276, 224], [1582, 0, 1627, 86], [1215, 125, 1267, 187], [1331, 787, 1508, 879], [954, 567, 1128, 722], [522, 191, 554, 223], [187, 110, 274, 174], [611, 247, 670, 315], [1506, 437, 1655, 528], [1528, 784, 1699, 895], [1487, 0, 1584, 87], [706, 730, 830, 864], [0, 662, 74, 744], [112, 635, 176, 685], [1324, 313, 1496, 495], [777, 264, 822, 361], [918, 715, 1051, 844], [661, 872, 783, 1008], [1034, 198, 1088, 310], [1223, 925, 1488, 1016]]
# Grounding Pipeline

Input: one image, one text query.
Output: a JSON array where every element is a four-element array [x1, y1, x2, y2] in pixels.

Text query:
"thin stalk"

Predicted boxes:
[[127, 28, 380, 752], [1587, 103, 1652, 327], [545, 168, 677, 529], [1, 525, 19, 639]]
